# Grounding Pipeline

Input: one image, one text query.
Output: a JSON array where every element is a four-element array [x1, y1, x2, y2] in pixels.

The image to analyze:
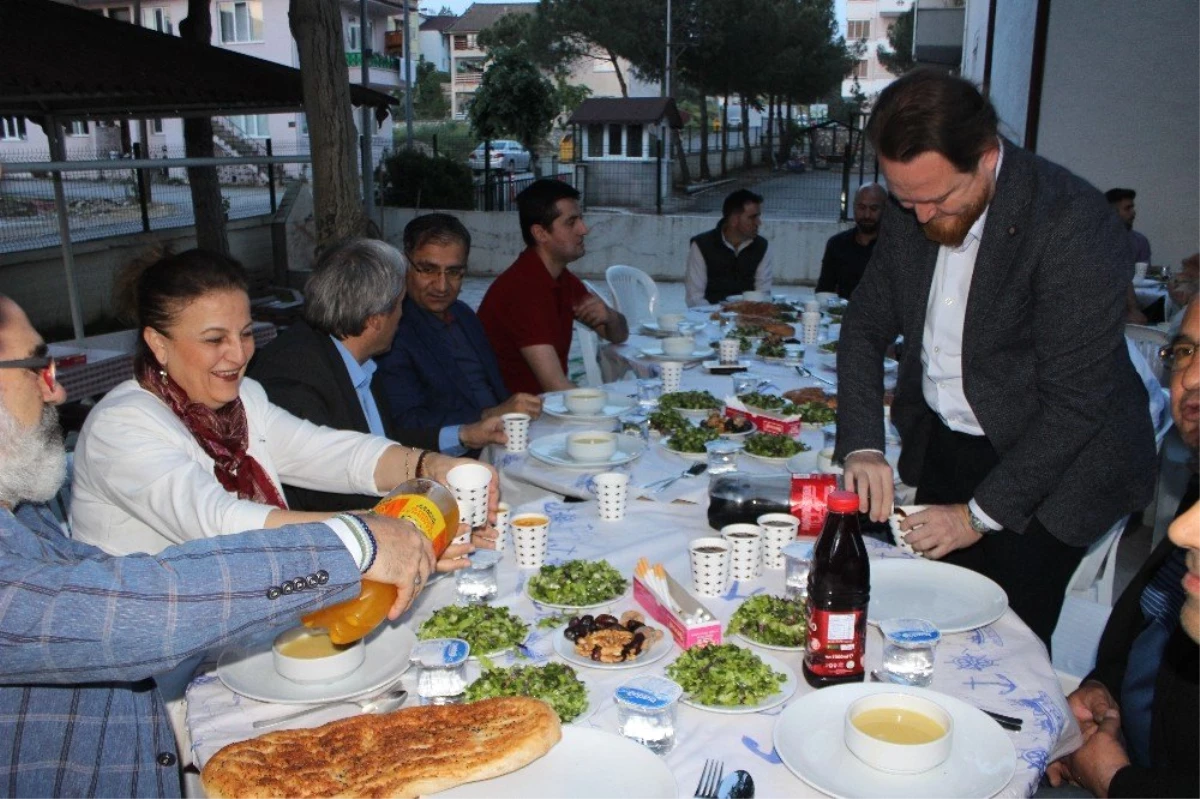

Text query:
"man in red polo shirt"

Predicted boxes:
[[478, 180, 628, 394]]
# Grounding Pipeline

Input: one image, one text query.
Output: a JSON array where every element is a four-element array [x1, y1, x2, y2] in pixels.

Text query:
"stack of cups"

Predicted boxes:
[[659, 361, 684, 393], [757, 513, 800, 569], [718, 338, 741, 365], [801, 310, 821, 345], [721, 523, 763, 582], [593, 472, 629, 521], [447, 463, 491, 543], [502, 413, 531, 452], [493, 501, 510, 551], [688, 537, 732, 597], [510, 512, 550, 568]]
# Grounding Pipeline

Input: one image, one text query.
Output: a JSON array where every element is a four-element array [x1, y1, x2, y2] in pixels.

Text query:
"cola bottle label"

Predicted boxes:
[[806, 608, 866, 677], [789, 474, 837, 535]]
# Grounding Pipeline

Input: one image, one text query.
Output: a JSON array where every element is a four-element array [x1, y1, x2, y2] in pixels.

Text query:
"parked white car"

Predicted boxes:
[[467, 140, 532, 174]]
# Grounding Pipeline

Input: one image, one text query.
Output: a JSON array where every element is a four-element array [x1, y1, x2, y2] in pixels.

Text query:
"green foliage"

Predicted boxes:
[[413, 57, 451, 120], [379, 149, 474, 210], [877, 6, 915, 76], [393, 120, 476, 163], [468, 50, 557, 155], [554, 77, 592, 122]]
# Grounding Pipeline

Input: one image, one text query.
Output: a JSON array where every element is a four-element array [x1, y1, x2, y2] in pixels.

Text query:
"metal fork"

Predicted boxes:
[[694, 759, 724, 798], [795, 364, 835, 387]]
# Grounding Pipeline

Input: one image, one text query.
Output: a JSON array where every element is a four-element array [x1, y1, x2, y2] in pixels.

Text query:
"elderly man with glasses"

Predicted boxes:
[[376, 214, 542, 443]]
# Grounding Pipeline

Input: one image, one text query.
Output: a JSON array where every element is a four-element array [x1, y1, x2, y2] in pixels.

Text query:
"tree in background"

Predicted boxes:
[[290, 0, 368, 248], [468, 49, 557, 170], [413, 57, 451, 119], [476, 10, 593, 122], [877, 6, 915, 76], [179, 0, 228, 255]]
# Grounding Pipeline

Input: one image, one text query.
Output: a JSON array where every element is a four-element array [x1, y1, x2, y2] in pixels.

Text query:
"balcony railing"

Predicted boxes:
[[455, 72, 482, 86], [345, 51, 399, 71], [384, 30, 405, 55]]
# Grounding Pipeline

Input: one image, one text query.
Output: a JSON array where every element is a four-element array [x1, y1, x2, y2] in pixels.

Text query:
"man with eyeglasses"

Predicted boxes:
[[249, 238, 505, 511], [0, 294, 448, 795], [1046, 297, 1198, 798], [377, 214, 542, 442]]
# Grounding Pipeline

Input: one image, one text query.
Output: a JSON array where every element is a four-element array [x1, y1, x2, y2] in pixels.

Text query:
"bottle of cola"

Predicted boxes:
[[802, 490, 870, 688]]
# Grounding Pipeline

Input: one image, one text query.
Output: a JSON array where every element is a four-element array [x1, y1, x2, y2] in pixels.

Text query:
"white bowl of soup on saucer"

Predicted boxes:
[[843, 692, 953, 774], [563, 388, 608, 415], [273, 627, 366, 684], [566, 431, 619, 462]]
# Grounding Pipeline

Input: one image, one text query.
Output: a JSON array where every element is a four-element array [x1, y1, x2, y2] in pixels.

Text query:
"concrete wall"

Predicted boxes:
[[0, 215, 276, 331], [380, 208, 848, 285]]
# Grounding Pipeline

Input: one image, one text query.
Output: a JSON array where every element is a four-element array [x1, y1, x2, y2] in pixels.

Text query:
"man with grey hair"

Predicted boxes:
[[250, 238, 504, 512]]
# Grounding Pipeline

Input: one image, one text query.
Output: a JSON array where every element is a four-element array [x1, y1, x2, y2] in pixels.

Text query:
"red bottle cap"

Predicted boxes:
[[826, 490, 861, 513]]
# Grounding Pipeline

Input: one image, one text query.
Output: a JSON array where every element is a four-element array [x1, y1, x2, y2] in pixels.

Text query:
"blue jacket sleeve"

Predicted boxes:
[[0, 505, 361, 685], [376, 333, 460, 431]]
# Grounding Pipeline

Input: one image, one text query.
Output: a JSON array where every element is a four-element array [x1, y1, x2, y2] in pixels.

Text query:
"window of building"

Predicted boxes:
[[228, 114, 270, 138], [847, 20, 870, 40], [608, 124, 623, 156], [298, 113, 308, 135], [851, 59, 868, 78], [218, 1, 263, 43], [1, 117, 27, 141], [587, 124, 604, 158], [347, 18, 374, 52], [104, 7, 132, 23], [143, 6, 171, 33], [68, 121, 90, 136], [626, 124, 643, 158], [151, 119, 164, 134]]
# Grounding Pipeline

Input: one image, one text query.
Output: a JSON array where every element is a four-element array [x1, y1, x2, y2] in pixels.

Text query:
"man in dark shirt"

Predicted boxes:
[[376, 213, 542, 440], [684, 188, 772, 306], [816, 183, 886, 300]]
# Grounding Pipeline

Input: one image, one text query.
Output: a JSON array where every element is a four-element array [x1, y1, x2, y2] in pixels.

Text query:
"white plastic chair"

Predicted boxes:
[[605, 265, 659, 328], [1051, 514, 1130, 678], [1066, 514, 1130, 607], [1125, 323, 1170, 386], [572, 322, 603, 387]]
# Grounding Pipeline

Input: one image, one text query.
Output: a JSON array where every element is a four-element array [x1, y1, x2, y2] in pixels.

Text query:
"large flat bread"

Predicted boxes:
[[201, 696, 561, 798]]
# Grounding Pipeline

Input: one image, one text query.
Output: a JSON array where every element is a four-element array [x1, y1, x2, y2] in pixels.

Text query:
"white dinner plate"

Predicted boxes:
[[732, 632, 806, 652], [434, 727, 677, 798], [542, 392, 636, 421], [1133, 276, 1165, 288], [552, 624, 677, 670], [773, 683, 1017, 798], [638, 322, 681, 338], [868, 558, 1008, 633], [525, 580, 631, 612], [676, 649, 798, 714], [528, 433, 646, 469], [658, 436, 708, 462], [463, 661, 601, 726], [743, 448, 809, 467], [639, 347, 713, 363], [216, 621, 415, 705]]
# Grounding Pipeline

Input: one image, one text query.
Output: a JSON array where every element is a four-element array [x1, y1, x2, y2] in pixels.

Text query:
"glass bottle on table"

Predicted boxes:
[[803, 490, 870, 688], [301, 478, 459, 644]]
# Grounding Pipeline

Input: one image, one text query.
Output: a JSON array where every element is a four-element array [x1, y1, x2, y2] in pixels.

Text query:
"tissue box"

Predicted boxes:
[[724, 398, 802, 437], [633, 572, 722, 650]]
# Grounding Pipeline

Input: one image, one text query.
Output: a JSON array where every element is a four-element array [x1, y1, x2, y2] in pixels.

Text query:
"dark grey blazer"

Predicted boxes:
[[835, 140, 1157, 547]]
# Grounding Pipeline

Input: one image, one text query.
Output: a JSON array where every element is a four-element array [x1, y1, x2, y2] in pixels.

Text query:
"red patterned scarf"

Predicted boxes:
[[136, 360, 288, 509]]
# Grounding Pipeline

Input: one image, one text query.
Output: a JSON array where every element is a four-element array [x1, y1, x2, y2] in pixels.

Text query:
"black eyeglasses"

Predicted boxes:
[[410, 261, 467, 281], [0, 355, 57, 390], [1159, 341, 1198, 373]]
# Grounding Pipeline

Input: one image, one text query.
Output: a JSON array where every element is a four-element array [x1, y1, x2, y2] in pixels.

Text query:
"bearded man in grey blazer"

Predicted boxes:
[[835, 70, 1156, 646]]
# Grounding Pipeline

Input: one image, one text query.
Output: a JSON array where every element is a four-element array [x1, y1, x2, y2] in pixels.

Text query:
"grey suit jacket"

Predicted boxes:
[[835, 140, 1157, 546]]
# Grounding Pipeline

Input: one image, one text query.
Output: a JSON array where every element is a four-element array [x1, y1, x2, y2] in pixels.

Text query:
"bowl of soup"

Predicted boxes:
[[661, 336, 695, 357], [657, 313, 684, 333], [566, 430, 619, 462], [844, 692, 952, 774], [563, 388, 608, 415], [273, 626, 365, 684]]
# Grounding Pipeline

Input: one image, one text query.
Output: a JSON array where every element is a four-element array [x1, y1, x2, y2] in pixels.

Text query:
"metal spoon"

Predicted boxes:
[[794, 364, 835, 387], [653, 461, 707, 493], [717, 770, 755, 798], [253, 687, 408, 730]]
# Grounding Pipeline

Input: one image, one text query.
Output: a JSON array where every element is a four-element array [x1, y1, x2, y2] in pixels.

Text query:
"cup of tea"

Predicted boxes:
[[510, 512, 550, 568], [688, 537, 732, 597]]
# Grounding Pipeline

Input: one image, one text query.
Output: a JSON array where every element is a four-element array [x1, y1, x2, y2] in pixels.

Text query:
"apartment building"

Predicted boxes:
[[840, 0, 913, 99], [1, 0, 419, 169]]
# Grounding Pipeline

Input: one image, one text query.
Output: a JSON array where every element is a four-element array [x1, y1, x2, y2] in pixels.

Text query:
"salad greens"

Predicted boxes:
[[648, 407, 689, 435], [666, 424, 720, 453], [464, 662, 589, 722], [417, 605, 529, 655], [659, 390, 722, 412], [527, 560, 628, 606], [756, 339, 786, 358], [744, 433, 808, 458], [727, 595, 808, 647], [796, 401, 837, 426], [820, 340, 838, 353], [666, 643, 787, 706]]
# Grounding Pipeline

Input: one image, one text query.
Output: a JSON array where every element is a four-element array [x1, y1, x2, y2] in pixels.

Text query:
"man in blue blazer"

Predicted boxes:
[[0, 294, 446, 796], [377, 214, 542, 433]]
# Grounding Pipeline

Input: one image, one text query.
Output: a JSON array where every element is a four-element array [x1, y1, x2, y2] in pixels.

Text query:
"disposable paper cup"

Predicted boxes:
[[452, 500, 473, 545], [888, 504, 928, 558], [721, 523, 763, 582], [502, 412, 531, 452], [689, 537, 732, 597], [1134, 261, 1149, 281], [510, 512, 550, 568], [804, 299, 821, 312], [659, 361, 684, 393], [718, 338, 741, 365], [492, 501, 510, 552], [757, 512, 800, 570], [593, 472, 629, 521], [447, 463, 491, 529]]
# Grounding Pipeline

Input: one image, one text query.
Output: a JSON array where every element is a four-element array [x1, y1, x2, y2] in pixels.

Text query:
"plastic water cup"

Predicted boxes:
[[501, 412, 531, 452]]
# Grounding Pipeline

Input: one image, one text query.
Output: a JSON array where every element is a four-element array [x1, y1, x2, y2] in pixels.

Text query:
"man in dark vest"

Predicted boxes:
[[685, 188, 773, 306]]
